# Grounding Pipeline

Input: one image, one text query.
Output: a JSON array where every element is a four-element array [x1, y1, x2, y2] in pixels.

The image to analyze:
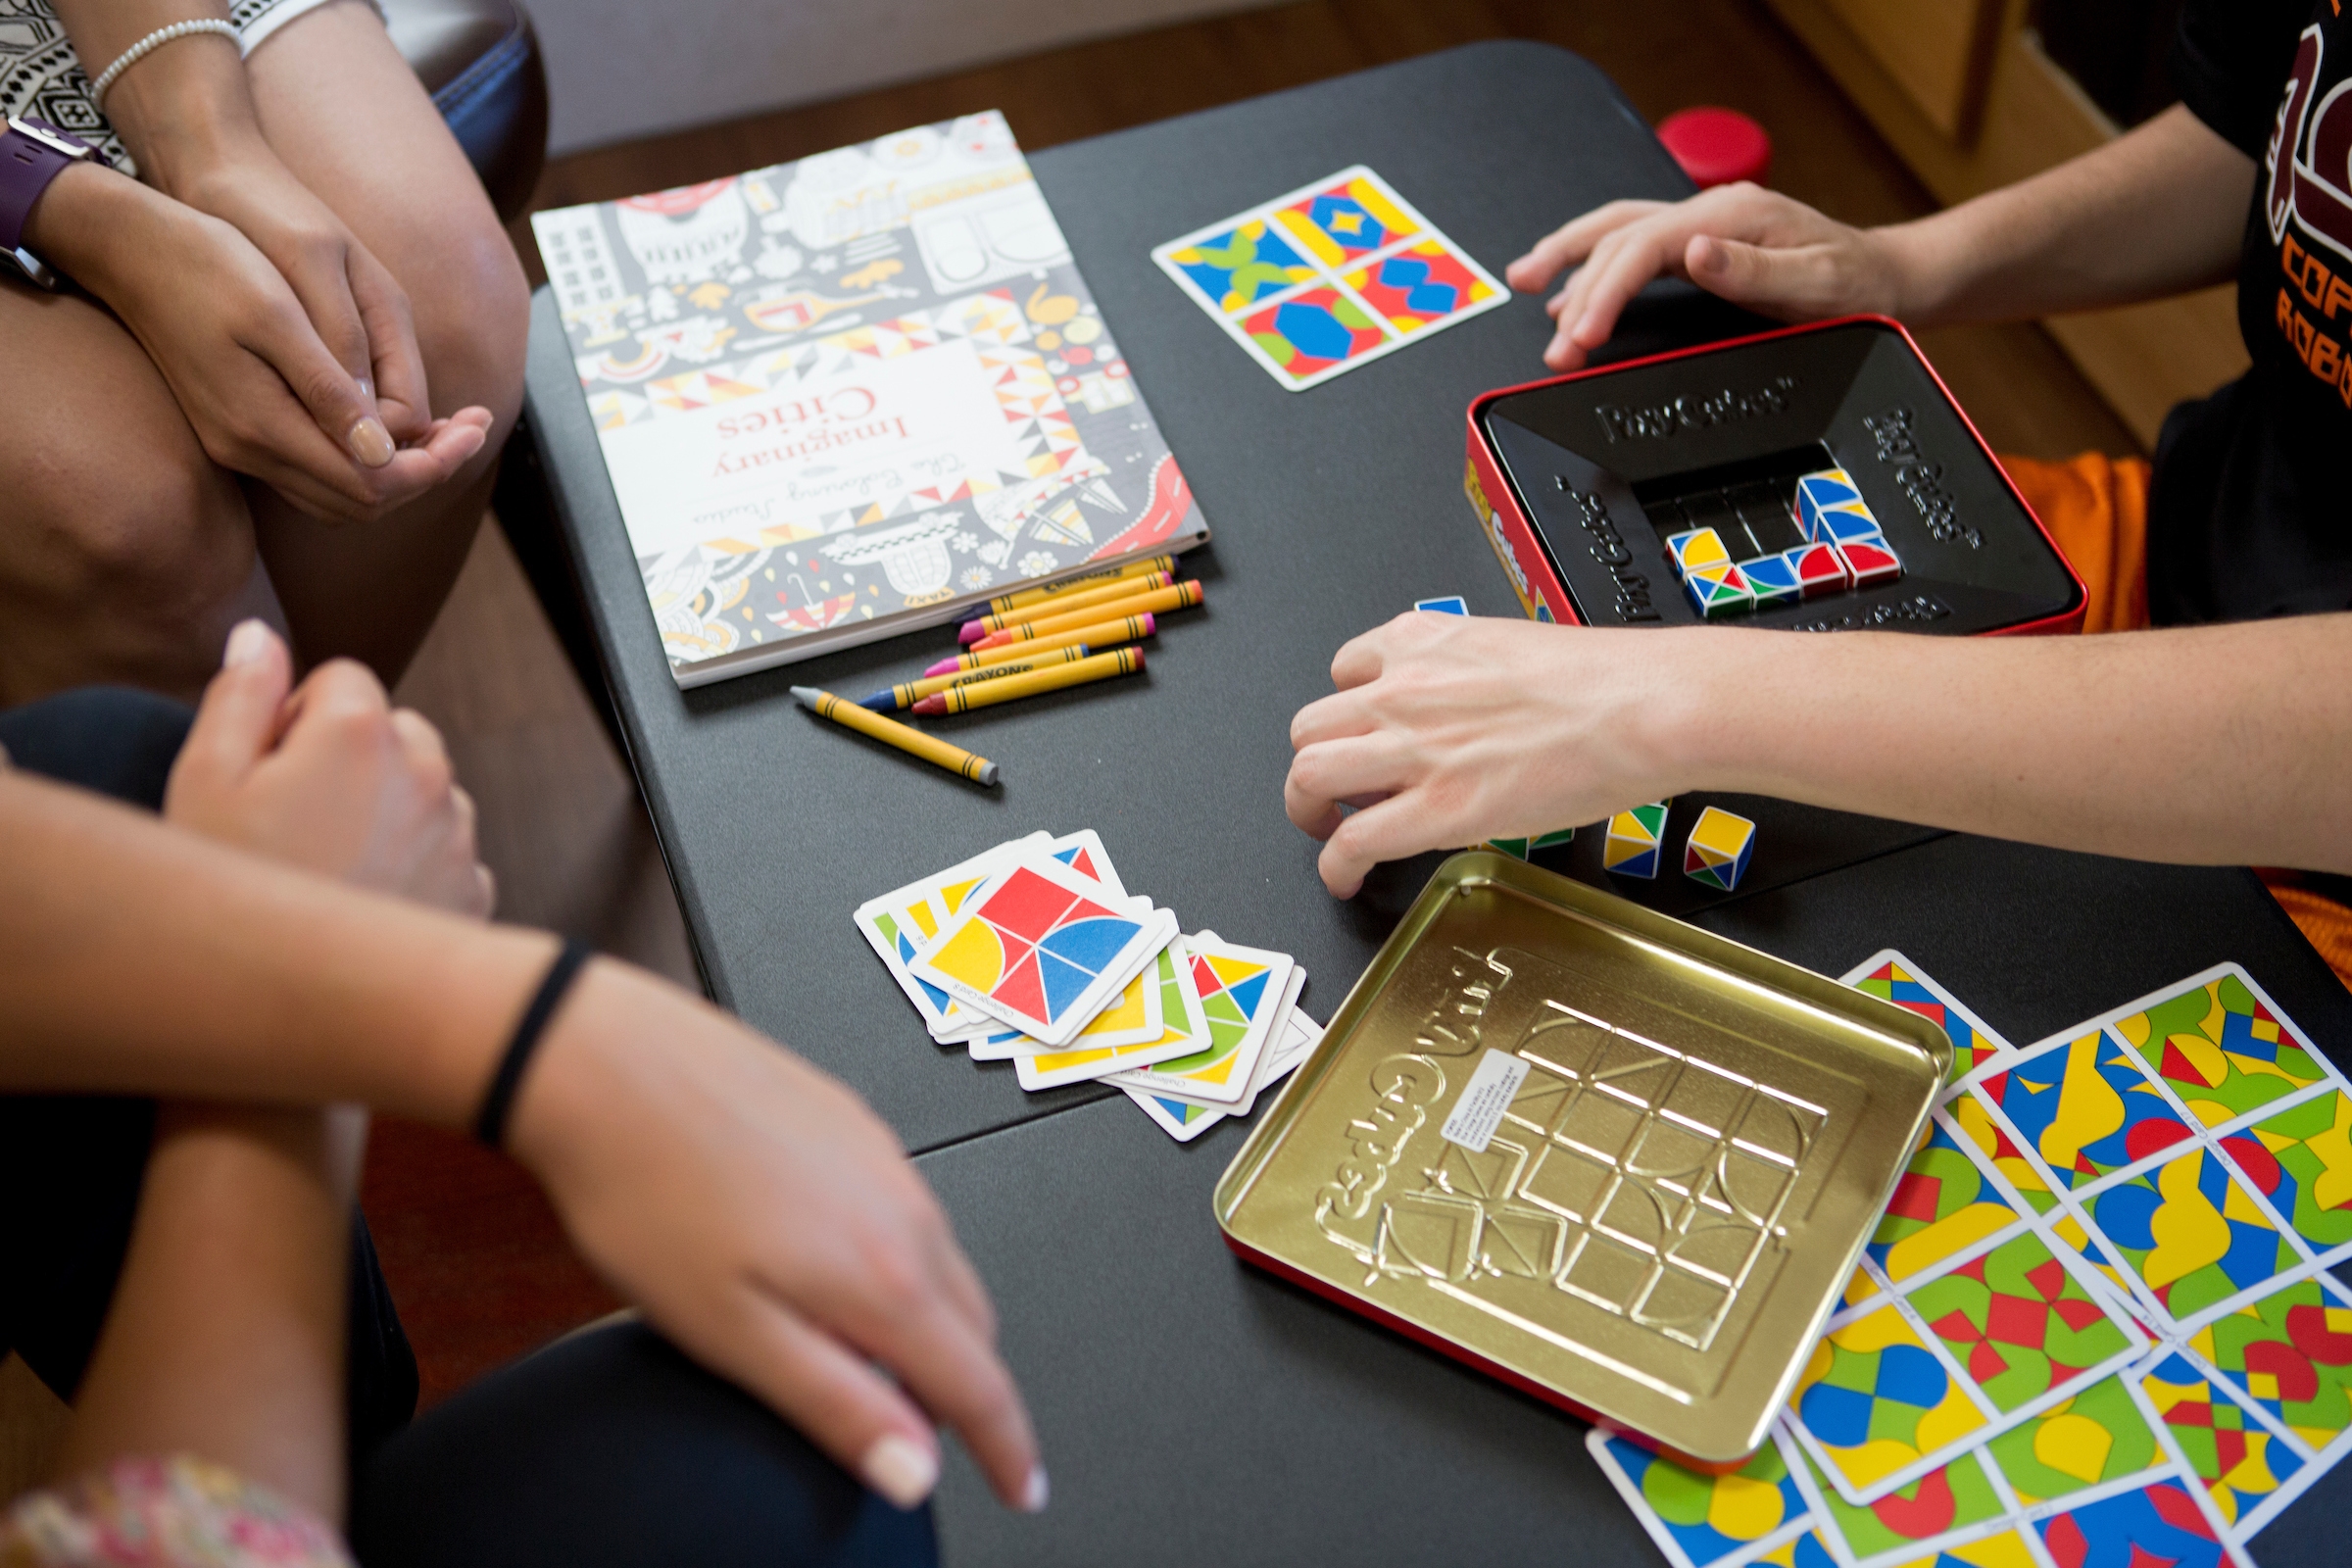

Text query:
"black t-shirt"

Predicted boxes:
[[2152, 1, 2352, 623]]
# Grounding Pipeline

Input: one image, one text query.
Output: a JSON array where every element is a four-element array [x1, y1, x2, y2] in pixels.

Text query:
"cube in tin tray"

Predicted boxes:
[[1794, 468, 1871, 539], [1664, 526, 1729, 579], [1683, 562, 1753, 618], [1740, 552, 1801, 608], [1838, 538, 1902, 587], [1785, 542, 1849, 598], [1812, 509, 1885, 547]]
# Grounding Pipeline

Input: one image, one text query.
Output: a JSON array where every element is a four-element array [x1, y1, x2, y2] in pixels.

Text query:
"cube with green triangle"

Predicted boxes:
[[1603, 802, 1670, 878], [1683, 805, 1756, 891], [1486, 829, 1575, 860]]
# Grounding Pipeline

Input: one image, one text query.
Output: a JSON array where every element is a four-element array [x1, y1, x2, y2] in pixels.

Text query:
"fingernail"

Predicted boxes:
[[223, 619, 273, 668], [349, 416, 395, 467], [859, 1434, 938, 1510], [1021, 1464, 1051, 1513]]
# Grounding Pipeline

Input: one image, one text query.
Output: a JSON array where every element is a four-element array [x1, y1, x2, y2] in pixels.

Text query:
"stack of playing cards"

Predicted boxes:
[[855, 830, 1320, 1141], [1592, 953, 2352, 1568]]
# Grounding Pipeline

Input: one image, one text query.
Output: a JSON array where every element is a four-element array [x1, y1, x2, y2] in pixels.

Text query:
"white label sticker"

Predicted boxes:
[[1440, 1049, 1532, 1153]]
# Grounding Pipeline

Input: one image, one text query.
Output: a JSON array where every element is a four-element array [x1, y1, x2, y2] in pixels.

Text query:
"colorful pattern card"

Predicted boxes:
[[854, 831, 1051, 1037], [911, 852, 1167, 1045], [1588, 1429, 1814, 1568], [1840, 951, 2017, 1092], [1152, 166, 1507, 391], [1104, 935, 1296, 1105], [1123, 1001, 1321, 1144], [1013, 943, 1204, 1090], [1121, 961, 1308, 1118]]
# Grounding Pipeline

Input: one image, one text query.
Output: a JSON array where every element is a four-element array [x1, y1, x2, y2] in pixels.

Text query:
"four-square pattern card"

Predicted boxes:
[[1152, 166, 1509, 390]]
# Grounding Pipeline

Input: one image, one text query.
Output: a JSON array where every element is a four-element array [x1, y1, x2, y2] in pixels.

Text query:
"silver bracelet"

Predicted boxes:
[[89, 19, 240, 108]]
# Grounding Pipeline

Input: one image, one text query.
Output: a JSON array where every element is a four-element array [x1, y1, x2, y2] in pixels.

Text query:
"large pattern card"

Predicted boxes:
[[1013, 943, 1205, 1091], [1151, 167, 1508, 391]]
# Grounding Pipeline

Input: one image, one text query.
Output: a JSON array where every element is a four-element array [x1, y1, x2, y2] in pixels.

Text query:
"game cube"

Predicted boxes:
[[1683, 806, 1755, 891], [1465, 318, 2088, 635], [1785, 542, 1850, 598], [1603, 803, 1669, 878], [1486, 829, 1575, 860], [1838, 538, 1902, 587], [1664, 526, 1729, 579], [1739, 552, 1801, 608], [1683, 562, 1753, 618]]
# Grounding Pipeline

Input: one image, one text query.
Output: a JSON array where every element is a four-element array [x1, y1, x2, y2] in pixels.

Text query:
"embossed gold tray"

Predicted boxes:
[[1214, 852, 1949, 1460]]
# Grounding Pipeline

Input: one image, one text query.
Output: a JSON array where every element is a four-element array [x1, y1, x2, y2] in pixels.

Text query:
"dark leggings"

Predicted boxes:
[[1, 687, 936, 1568]]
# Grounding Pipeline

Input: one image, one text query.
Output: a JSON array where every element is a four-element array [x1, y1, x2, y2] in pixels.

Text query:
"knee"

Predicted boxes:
[[29, 437, 253, 637], [405, 209, 530, 438]]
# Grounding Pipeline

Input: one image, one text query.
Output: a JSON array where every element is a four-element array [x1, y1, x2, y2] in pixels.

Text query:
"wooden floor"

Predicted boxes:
[[373, 0, 2142, 1409]]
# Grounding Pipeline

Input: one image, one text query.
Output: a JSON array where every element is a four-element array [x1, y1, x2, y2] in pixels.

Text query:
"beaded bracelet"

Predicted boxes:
[[90, 19, 241, 108]]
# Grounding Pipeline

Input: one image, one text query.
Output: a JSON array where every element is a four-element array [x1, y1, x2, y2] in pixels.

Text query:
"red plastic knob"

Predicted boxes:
[[1656, 107, 1773, 189]]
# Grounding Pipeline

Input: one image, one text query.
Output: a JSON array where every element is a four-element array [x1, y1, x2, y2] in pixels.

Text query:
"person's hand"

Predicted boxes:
[[1287, 612, 1706, 896], [1506, 183, 1911, 371], [511, 962, 1046, 1516], [27, 166, 489, 521], [174, 153, 437, 452], [165, 619, 493, 915]]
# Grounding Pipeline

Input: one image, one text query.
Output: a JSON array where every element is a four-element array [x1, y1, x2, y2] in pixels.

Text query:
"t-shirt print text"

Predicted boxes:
[[2266, 20, 2352, 407]]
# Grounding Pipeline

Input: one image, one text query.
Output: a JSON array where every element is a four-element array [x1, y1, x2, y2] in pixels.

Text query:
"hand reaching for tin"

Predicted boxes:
[[1286, 612, 1705, 897]]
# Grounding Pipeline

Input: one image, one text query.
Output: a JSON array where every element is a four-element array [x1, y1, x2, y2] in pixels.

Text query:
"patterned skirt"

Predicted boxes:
[[0, 0, 359, 172]]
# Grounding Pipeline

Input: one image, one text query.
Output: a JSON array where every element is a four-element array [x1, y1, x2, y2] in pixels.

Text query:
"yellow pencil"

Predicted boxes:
[[986, 555, 1177, 616], [858, 646, 1093, 710], [912, 648, 1145, 714], [790, 686, 1000, 785], [972, 581, 1202, 650], [958, 570, 1174, 642]]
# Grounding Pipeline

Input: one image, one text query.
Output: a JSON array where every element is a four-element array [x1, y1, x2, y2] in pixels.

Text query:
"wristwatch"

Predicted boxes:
[[1, 117, 113, 290]]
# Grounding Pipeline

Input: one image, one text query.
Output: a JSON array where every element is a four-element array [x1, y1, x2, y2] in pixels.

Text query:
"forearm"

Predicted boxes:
[[51, 0, 264, 196], [1659, 616, 2352, 871], [1880, 106, 2252, 327], [0, 767, 543, 1120]]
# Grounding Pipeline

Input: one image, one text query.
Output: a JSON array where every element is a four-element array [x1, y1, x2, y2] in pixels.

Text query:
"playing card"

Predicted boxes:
[[1014, 941, 1205, 1090], [1838, 951, 2016, 1092], [964, 906, 1178, 1057], [855, 831, 1051, 1035], [1585, 1428, 1815, 1568], [1123, 1080, 1228, 1142], [1152, 166, 1506, 392], [1117, 963, 1306, 1118], [1104, 935, 1295, 1104], [912, 851, 1168, 1045], [2135, 1346, 2323, 1543]]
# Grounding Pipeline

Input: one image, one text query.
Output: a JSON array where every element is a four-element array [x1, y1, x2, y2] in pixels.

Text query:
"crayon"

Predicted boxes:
[[971, 580, 1201, 651], [957, 570, 1173, 644], [858, 646, 1093, 710], [921, 612, 1155, 677], [911, 649, 1145, 715], [986, 554, 1176, 615], [790, 686, 1000, 786]]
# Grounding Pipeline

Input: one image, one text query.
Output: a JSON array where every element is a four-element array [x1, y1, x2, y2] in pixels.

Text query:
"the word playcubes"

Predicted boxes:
[[1683, 805, 1755, 891], [1603, 803, 1670, 879], [1683, 561, 1753, 618], [1487, 829, 1575, 860]]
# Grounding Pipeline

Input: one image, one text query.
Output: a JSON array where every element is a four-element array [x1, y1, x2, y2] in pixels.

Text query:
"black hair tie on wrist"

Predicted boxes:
[[473, 937, 594, 1149]]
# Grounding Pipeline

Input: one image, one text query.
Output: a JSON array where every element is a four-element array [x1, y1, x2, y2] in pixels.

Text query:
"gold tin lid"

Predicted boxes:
[[1214, 852, 1949, 1460]]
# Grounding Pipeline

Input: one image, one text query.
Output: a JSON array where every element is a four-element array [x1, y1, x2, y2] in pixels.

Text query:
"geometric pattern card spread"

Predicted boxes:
[[1152, 166, 1507, 391], [1786, 1098, 2151, 1504], [1103, 934, 1296, 1105], [910, 850, 1168, 1046], [1840, 951, 2017, 1093], [1951, 964, 2352, 1338], [1012, 941, 1205, 1091]]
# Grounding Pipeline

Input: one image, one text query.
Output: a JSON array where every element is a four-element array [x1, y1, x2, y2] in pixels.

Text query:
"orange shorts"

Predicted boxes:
[[2000, 453, 2351, 991]]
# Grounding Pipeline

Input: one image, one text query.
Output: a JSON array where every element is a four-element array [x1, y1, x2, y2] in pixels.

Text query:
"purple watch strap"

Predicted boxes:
[[0, 118, 107, 257]]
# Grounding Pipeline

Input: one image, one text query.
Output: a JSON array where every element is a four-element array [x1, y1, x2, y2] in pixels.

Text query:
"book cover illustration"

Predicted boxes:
[[531, 112, 1205, 685]]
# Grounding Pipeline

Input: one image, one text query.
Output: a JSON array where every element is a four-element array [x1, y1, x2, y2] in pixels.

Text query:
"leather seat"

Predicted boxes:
[[380, 0, 548, 221]]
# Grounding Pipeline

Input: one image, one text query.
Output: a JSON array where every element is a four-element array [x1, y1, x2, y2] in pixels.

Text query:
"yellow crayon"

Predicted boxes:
[[931, 613, 1156, 673], [986, 555, 1176, 615], [861, 647, 1092, 710], [960, 570, 1174, 641], [973, 580, 1202, 650], [790, 686, 1000, 786], [912, 649, 1146, 714]]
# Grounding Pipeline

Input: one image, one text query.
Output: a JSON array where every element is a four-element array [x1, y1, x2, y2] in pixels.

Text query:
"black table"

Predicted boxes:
[[509, 40, 2349, 1565]]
